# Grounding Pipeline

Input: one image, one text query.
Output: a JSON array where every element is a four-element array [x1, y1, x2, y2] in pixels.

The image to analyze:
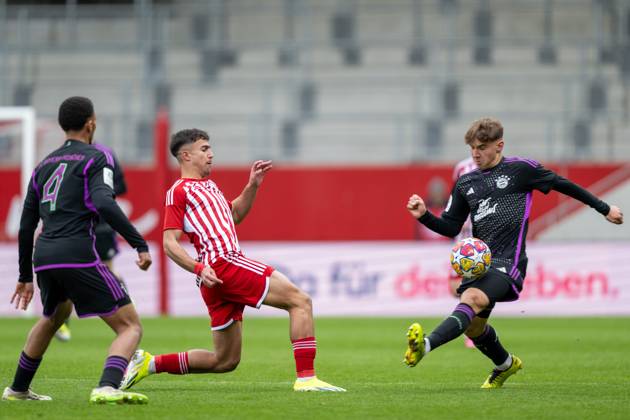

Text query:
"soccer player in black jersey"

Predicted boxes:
[[55, 143, 129, 343], [2, 97, 152, 404], [403, 117, 623, 388]]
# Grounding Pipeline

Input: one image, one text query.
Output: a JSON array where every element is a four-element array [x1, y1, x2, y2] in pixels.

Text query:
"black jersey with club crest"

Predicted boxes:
[[419, 156, 611, 291], [420, 157, 558, 289]]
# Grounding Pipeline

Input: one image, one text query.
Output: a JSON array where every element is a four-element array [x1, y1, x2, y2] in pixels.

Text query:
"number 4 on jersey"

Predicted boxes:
[[42, 163, 68, 212]]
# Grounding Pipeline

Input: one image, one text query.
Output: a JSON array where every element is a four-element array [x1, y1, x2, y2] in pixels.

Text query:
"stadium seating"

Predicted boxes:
[[0, 0, 627, 163]]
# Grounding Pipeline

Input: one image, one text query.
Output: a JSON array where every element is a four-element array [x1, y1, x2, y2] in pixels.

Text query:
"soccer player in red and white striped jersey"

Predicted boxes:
[[121, 128, 344, 392]]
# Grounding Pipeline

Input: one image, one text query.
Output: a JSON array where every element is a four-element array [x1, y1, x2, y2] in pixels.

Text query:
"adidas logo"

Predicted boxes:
[[466, 187, 475, 195]]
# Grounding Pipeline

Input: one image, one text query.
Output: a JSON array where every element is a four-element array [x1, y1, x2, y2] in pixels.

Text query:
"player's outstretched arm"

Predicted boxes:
[[163, 229, 222, 288], [231, 160, 273, 224], [551, 176, 622, 225]]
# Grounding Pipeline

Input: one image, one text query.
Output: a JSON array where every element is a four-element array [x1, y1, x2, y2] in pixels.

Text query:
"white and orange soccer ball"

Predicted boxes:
[[450, 237, 492, 279]]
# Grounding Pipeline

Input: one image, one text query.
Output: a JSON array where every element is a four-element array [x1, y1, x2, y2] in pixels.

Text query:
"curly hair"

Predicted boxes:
[[58, 96, 94, 132]]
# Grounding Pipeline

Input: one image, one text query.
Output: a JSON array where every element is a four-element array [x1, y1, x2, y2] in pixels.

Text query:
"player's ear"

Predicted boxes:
[[496, 139, 504, 152]]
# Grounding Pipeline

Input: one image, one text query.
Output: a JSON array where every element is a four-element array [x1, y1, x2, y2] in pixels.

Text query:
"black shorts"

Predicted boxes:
[[36, 264, 131, 318], [456, 267, 520, 318], [95, 230, 119, 261]]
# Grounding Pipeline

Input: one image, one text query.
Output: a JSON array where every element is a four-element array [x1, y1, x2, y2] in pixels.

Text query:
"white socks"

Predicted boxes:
[[424, 338, 431, 354], [496, 354, 513, 371]]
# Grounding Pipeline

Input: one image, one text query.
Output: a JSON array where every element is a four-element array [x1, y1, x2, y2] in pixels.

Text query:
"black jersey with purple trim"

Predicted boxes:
[[420, 157, 557, 290], [18, 139, 147, 282]]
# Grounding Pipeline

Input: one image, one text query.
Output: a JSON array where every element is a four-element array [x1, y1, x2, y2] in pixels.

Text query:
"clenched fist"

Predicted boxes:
[[407, 194, 427, 219]]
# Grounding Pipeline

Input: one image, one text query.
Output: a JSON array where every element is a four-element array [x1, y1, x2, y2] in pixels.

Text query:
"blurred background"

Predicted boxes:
[[0, 0, 628, 317]]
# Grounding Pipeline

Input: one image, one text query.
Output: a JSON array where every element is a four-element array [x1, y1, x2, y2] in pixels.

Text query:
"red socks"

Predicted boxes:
[[292, 337, 316, 378], [155, 352, 189, 375]]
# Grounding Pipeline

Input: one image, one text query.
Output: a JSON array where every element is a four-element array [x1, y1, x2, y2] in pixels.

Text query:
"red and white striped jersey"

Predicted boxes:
[[164, 178, 240, 265], [452, 156, 477, 182]]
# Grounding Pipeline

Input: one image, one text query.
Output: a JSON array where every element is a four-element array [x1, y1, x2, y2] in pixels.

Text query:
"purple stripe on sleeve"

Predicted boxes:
[[83, 158, 97, 213], [504, 157, 539, 168], [510, 192, 532, 277], [454, 303, 475, 321], [31, 170, 41, 199], [93, 144, 115, 167], [77, 305, 120, 318], [34, 261, 100, 272]]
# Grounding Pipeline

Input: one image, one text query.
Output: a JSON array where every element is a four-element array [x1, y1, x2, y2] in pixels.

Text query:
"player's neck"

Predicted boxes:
[[180, 168, 206, 180], [64, 133, 91, 144], [484, 154, 503, 170]]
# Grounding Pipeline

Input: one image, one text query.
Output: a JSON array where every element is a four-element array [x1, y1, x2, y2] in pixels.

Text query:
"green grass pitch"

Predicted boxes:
[[1, 317, 629, 419]]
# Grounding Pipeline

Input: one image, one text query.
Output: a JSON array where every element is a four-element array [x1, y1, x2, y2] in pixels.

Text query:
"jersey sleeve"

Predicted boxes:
[[164, 186, 186, 231], [18, 175, 41, 283], [111, 152, 128, 196], [87, 153, 148, 252], [521, 161, 558, 194], [418, 181, 470, 238]]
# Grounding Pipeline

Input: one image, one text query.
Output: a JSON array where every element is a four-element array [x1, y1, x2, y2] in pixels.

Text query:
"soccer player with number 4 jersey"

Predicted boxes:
[[404, 117, 623, 388], [121, 128, 344, 392], [3, 97, 151, 404]]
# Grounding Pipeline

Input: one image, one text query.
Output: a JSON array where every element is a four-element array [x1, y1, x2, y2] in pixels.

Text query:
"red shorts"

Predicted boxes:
[[200, 254, 274, 331]]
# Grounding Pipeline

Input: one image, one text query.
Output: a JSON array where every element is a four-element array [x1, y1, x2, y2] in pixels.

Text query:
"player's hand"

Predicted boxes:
[[136, 251, 152, 271], [407, 194, 427, 218], [10, 282, 34, 311], [200, 266, 223, 289], [249, 160, 273, 187], [606, 205, 623, 225]]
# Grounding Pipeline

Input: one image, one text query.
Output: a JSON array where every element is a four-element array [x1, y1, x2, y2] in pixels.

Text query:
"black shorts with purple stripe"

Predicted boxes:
[[36, 263, 130, 318], [456, 267, 521, 318]]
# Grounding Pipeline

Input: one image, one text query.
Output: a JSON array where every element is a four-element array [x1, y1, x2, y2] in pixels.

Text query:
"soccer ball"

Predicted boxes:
[[450, 237, 492, 279]]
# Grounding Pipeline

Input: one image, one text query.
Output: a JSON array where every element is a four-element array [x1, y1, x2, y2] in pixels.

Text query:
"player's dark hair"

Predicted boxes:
[[170, 128, 210, 158], [465, 117, 503, 144], [58, 96, 94, 132]]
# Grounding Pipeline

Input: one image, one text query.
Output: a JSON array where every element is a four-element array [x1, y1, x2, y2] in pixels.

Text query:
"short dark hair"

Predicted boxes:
[[58, 96, 94, 132], [464, 117, 503, 145], [170, 128, 210, 158]]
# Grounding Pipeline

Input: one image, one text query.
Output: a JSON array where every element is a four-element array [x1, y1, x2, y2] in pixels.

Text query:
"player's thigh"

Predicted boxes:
[[262, 270, 309, 310], [212, 320, 243, 361], [60, 264, 131, 318]]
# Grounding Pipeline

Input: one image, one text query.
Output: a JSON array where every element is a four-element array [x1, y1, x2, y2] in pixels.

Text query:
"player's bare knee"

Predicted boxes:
[[461, 291, 489, 313], [298, 291, 312, 311], [216, 357, 240, 373]]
